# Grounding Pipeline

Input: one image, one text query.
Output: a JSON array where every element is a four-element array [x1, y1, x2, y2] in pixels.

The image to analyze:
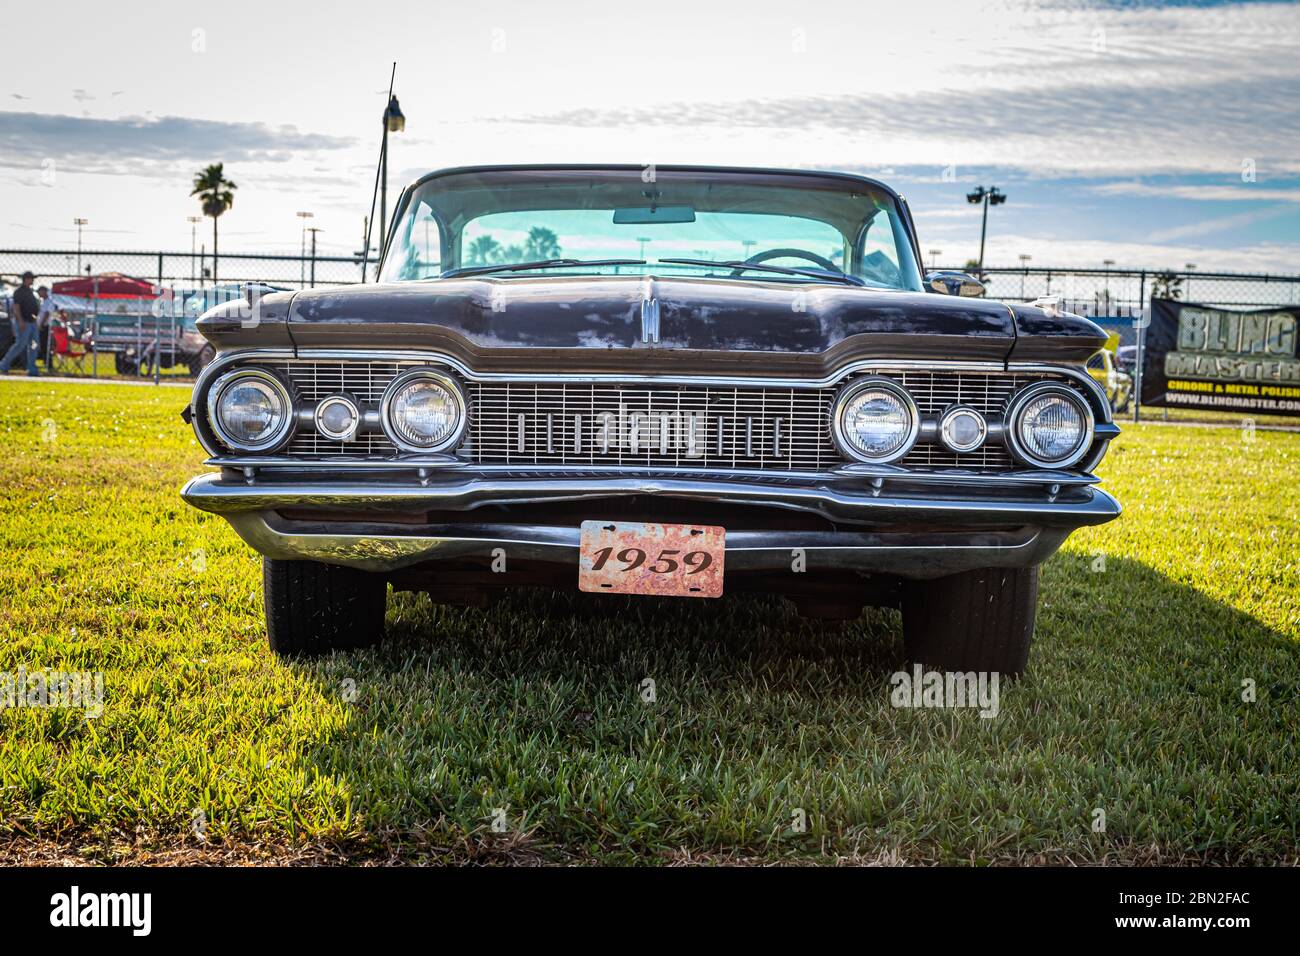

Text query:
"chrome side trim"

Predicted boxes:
[[195, 347, 1105, 393]]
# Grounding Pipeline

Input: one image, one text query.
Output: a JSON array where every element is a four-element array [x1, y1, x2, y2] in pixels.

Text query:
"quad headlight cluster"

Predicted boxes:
[[205, 366, 466, 455], [833, 375, 1095, 469]]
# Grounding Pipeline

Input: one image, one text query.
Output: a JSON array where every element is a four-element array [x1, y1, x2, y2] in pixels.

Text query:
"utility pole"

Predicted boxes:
[[965, 186, 1006, 275], [355, 217, 371, 282], [296, 211, 314, 286], [307, 227, 323, 287], [74, 218, 88, 274], [1101, 258, 1116, 316], [187, 216, 203, 285]]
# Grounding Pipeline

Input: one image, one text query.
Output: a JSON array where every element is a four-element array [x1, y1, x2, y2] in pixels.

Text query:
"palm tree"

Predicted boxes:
[[191, 164, 236, 285], [466, 235, 502, 266], [523, 226, 561, 261], [1151, 271, 1183, 301]]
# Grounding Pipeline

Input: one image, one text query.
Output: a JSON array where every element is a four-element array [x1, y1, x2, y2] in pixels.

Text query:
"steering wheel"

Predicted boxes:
[[732, 247, 841, 275]]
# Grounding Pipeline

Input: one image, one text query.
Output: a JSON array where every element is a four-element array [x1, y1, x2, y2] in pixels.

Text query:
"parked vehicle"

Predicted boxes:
[[181, 165, 1121, 674], [1087, 348, 1133, 413], [1115, 344, 1139, 376]]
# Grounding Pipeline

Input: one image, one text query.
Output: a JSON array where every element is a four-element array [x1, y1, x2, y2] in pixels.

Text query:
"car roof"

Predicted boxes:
[[402, 164, 907, 205]]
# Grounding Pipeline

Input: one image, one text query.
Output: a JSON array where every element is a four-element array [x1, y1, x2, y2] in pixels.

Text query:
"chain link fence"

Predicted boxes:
[[3, 251, 1298, 406], [0, 248, 374, 290]]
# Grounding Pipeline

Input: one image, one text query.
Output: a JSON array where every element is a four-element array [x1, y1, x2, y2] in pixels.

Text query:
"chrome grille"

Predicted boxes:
[[464, 382, 836, 471], [246, 360, 1084, 472]]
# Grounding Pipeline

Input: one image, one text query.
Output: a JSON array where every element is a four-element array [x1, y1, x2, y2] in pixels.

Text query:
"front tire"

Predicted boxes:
[[263, 558, 388, 658], [901, 566, 1038, 676]]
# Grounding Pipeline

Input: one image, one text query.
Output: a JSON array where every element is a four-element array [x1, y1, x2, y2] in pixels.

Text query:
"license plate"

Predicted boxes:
[[578, 520, 725, 598]]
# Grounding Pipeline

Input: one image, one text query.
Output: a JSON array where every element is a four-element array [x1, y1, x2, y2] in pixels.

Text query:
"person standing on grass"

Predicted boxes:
[[0, 271, 42, 376], [36, 284, 54, 368]]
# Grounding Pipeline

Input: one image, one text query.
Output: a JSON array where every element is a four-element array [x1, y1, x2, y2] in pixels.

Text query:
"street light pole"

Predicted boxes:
[[379, 94, 406, 265], [965, 186, 1006, 275], [73, 218, 88, 274]]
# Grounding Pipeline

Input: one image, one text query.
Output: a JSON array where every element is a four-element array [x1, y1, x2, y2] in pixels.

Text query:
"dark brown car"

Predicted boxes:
[[181, 165, 1120, 674]]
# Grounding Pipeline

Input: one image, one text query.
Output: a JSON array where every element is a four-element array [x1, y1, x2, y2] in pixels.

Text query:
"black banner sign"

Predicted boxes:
[[1141, 300, 1300, 415]]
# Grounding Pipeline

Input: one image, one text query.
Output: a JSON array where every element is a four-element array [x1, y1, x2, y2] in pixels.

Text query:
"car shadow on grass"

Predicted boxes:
[[288, 554, 1299, 864]]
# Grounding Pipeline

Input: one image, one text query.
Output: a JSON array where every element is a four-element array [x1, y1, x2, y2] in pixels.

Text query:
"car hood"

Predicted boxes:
[[201, 276, 1106, 373]]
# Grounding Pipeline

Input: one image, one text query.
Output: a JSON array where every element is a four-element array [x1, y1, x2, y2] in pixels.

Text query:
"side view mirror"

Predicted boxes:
[[925, 270, 985, 297]]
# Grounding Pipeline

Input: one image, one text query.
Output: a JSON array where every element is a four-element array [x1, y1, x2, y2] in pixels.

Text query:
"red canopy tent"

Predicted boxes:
[[52, 272, 159, 298]]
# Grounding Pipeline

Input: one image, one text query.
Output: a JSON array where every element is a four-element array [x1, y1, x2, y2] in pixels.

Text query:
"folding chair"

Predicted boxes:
[[48, 318, 91, 375]]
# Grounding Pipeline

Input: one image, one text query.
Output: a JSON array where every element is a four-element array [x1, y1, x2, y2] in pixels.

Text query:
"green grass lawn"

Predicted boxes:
[[0, 379, 1296, 865]]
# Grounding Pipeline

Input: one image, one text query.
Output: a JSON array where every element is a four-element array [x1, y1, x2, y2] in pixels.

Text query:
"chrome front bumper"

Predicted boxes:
[[181, 470, 1121, 578]]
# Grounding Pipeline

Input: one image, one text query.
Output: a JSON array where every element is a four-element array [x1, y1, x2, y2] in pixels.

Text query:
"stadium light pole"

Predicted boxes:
[[965, 186, 1006, 275], [1018, 254, 1032, 298], [1185, 262, 1196, 300], [929, 249, 942, 271]]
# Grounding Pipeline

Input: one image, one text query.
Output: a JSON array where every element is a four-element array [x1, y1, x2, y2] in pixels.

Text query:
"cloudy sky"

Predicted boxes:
[[2, 0, 1298, 272]]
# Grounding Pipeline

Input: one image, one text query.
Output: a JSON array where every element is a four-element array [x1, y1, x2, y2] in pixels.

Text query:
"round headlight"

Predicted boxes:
[[834, 378, 919, 463], [207, 368, 294, 452], [939, 405, 987, 453], [315, 394, 360, 442], [381, 369, 465, 453], [1007, 383, 1094, 469]]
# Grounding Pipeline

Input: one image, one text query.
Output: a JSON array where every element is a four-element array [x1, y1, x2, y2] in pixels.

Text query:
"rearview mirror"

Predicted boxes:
[[925, 270, 986, 297], [612, 205, 696, 225]]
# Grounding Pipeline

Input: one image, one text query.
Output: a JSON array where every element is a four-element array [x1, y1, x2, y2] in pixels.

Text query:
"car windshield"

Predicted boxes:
[[379, 167, 923, 291]]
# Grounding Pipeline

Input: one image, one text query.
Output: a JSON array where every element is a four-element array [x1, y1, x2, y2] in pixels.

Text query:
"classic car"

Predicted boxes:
[[180, 165, 1121, 675], [1087, 347, 1133, 413]]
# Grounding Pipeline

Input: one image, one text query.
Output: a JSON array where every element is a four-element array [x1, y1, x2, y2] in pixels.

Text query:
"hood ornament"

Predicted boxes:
[[640, 279, 660, 344]]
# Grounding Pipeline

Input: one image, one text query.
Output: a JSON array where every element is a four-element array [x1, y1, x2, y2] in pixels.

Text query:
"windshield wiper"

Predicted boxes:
[[440, 258, 646, 279], [657, 258, 865, 287]]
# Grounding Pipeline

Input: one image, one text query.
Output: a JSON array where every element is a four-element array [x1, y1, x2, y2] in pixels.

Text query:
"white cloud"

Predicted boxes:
[[1093, 183, 1300, 203]]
